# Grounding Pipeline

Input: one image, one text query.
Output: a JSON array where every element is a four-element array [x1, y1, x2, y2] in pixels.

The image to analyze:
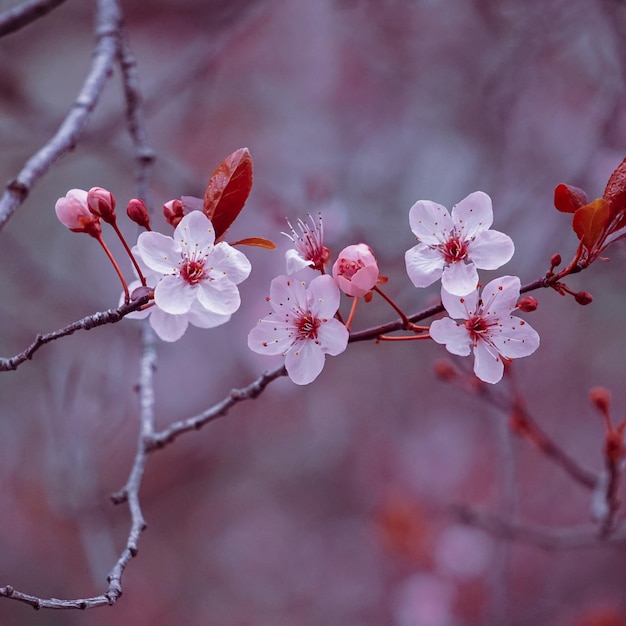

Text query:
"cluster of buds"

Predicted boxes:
[[55, 188, 152, 303]]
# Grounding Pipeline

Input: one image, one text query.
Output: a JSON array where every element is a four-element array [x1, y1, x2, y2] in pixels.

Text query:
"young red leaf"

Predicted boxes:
[[572, 198, 610, 249], [602, 156, 626, 219], [554, 183, 588, 213], [228, 237, 276, 250], [203, 148, 253, 241]]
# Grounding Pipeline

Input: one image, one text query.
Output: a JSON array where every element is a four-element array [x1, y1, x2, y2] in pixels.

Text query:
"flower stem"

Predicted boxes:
[[345, 297, 359, 331], [95, 233, 130, 303], [110, 221, 147, 286]]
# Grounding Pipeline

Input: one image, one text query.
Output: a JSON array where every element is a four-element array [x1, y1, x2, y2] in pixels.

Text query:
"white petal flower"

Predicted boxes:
[[248, 274, 349, 385], [429, 276, 540, 384], [405, 191, 514, 296], [123, 247, 231, 342], [136, 211, 251, 316]]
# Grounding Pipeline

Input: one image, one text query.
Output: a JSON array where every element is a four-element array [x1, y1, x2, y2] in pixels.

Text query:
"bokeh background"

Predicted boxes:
[[1, 0, 626, 624]]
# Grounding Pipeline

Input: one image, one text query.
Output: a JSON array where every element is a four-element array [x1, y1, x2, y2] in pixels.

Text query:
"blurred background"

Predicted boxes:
[[1, 0, 626, 624]]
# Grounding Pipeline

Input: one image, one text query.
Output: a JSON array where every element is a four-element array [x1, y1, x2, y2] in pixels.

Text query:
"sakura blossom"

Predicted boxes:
[[55, 188, 101, 236], [405, 191, 514, 296], [283, 214, 330, 274], [248, 274, 349, 385], [332, 243, 379, 297], [123, 250, 231, 342], [136, 211, 251, 317], [429, 276, 539, 384]]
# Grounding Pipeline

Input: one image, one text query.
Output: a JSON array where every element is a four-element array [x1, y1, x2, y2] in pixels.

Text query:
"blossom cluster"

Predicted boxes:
[[55, 182, 540, 386]]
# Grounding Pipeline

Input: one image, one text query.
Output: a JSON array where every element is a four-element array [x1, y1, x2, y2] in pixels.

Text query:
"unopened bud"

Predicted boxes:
[[550, 253, 562, 269], [55, 188, 102, 238], [87, 187, 116, 223], [574, 291, 593, 305], [127, 198, 151, 230], [163, 198, 185, 228], [589, 386, 611, 415], [517, 295, 538, 312]]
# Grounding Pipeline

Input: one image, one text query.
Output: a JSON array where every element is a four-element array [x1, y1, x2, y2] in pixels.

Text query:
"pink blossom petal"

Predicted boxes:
[[307, 274, 341, 318], [441, 261, 478, 297], [154, 275, 196, 314], [408, 200, 454, 244], [490, 316, 540, 359], [441, 287, 478, 320], [186, 300, 231, 328], [316, 318, 349, 356], [451, 191, 493, 238], [469, 230, 514, 270], [137, 231, 180, 274], [197, 278, 241, 315], [429, 318, 472, 356], [405, 244, 444, 288], [149, 308, 189, 342], [480, 276, 521, 315], [248, 320, 295, 355], [174, 210, 215, 249], [269, 275, 308, 313], [285, 339, 326, 385], [472, 341, 505, 383], [285, 249, 314, 274], [211, 242, 252, 284]]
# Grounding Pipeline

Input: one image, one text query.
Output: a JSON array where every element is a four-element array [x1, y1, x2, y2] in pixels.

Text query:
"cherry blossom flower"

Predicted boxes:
[[248, 274, 349, 385], [136, 211, 251, 316], [123, 250, 231, 342], [283, 214, 330, 274], [429, 276, 539, 384], [55, 188, 101, 237], [405, 191, 514, 296], [332, 243, 379, 297]]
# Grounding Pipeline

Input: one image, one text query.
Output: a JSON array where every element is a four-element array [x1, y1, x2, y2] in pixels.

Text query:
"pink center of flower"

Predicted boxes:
[[180, 259, 206, 285], [464, 313, 496, 345], [440, 233, 469, 264], [337, 258, 364, 279], [295, 312, 320, 340]]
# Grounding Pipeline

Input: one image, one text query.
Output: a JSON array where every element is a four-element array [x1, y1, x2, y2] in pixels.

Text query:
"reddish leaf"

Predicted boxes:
[[203, 148, 253, 241], [554, 183, 588, 213], [572, 198, 610, 249], [229, 237, 276, 250], [603, 156, 626, 219]]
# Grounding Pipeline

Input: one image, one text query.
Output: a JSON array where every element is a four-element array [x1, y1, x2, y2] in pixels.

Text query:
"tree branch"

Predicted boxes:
[[0, 0, 122, 232], [0, 0, 67, 37], [0, 295, 150, 372]]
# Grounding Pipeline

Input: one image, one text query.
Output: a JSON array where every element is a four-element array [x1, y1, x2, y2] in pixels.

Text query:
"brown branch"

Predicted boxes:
[[116, 31, 156, 204], [148, 364, 287, 451], [0, 295, 150, 372], [0, 0, 67, 37], [453, 505, 626, 550], [0, 0, 122, 232]]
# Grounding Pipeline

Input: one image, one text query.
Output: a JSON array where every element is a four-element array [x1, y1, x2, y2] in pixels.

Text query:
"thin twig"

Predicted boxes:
[[0, 0, 67, 37], [0, 295, 150, 372], [453, 505, 626, 550], [148, 364, 287, 451], [0, 0, 122, 232]]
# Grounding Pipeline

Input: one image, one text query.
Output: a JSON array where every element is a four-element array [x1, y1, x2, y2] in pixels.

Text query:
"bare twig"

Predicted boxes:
[[0, 0, 122, 232], [0, 295, 150, 372], [453, 505, 626, 550], [148, 364, 287, 450], [0, 0, 67, 37], [116, 31, 155, 204]]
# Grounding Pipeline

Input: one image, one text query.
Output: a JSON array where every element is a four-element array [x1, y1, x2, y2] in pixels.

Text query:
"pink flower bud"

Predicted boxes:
[[127, 198, 151, 229], [517, 295, 538, 312], [163, 199, 185, 228], [87, 187, 116, 223], [332, 243, 379, 297], [55, 188, 102, 238]]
